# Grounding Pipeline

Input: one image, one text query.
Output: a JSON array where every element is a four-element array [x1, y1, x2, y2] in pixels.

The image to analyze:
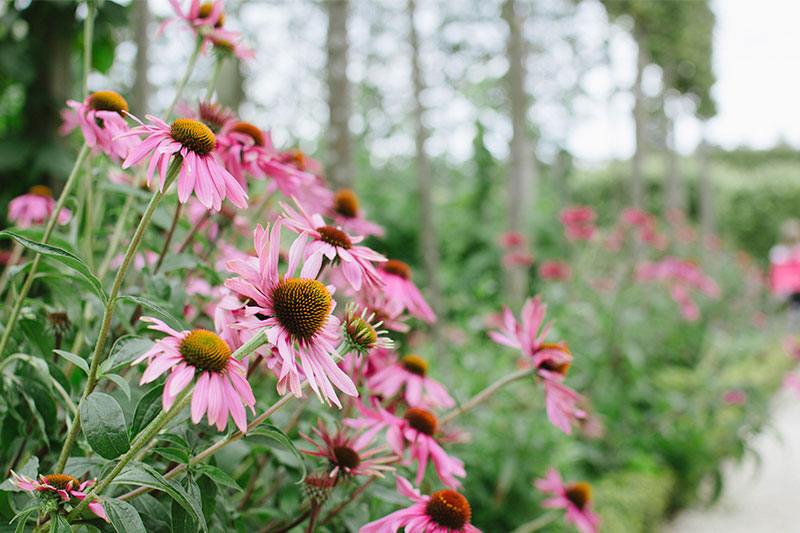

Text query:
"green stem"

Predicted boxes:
[[165, 35, 203, 120], [0, 242, 23, 297], [83, 155, 95, 270], [83, 0, 95, 98], [439, 366, 536, 425], [0, 144, 91, 359], [206, 54, 225, 101], [55, 158, 182, 473], [66, 387, 193, 522], [153, 198, 182, 273]]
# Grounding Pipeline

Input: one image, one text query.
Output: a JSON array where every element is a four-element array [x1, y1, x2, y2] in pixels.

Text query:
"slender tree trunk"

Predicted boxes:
[[699, 124, 714, 237], [408, 0, 443, 348], [632, 31, 647, 208], [218, 59, 245, 113], [664, 104, 681, 214], [503, 0, 533, 303], [133, 0, 151, 115], [325, 0, 353, 189]]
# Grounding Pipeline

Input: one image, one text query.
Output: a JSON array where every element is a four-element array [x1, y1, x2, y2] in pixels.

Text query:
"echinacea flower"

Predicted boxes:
[[535, 468, 600, 533], [350, 401, 465, 488], [281, 198, 386, 291], [367, 353, 455, 408], [360, 475, 481, 533], [225, 221, 358, 406], [9, 471, 108, 522], [539, 260, 571, 281], [118, 114, 248, 210], [160, 0, 226, 35], [559, 206, 596, 241], [215, 121, 269, 188], [210, 33, 256, 63], [377, 260, 437, 323], [328, 188, 385, 237], [8, 186, 71, 228], [61, 90, 135, 160], [339, 303, 393, 357], [300, 419, 396, 480], [176, 100, 237, 134], [131, 317, 255, 433]]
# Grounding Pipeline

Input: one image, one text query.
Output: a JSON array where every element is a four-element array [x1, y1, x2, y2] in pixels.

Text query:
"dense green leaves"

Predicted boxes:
[[116, 295, 187, 332], [249, 424, 306, 482], [105, 498, 147, 533], [101, 335, 155, 374], [129, 386, 163, 441], [195, 464, 241, 491], [80, 392, 130, 459]]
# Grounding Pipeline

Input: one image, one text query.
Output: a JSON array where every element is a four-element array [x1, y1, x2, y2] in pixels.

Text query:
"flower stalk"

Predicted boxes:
[[165, 35, 203, 120], [439, 366, 536, 425]]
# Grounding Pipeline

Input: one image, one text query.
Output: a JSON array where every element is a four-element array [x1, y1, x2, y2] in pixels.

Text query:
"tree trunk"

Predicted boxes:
[[503, 0, 533, 303], [664, 104, 682, 214], [631, 31, 647, 208], [408, 0, 443, 348], [325, 0, 353, 189], [699, 124, 714, 237], [133, 0, 151, 115]]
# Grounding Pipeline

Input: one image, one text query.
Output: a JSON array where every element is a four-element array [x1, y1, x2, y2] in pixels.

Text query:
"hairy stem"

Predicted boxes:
[[206, 54, 225, 101], [439, 366, 535, 425], [165, 35, 203, 120]]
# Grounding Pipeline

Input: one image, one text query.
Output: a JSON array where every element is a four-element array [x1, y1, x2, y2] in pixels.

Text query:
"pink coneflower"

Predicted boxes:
[[131, 317, 255, 432], [215, 121, 269, 188], [300, 419, 396, 480], [559, 206, 596, 241], [225, 221, 358, 406], [367, 353, 455, 408], [490, 296, 586, 434], [350, 402, 465, 488], [9, 471, 108, 522], [620, 207, 667, 249], [498, 231, 527, 248], [339, 303, 393, 357], [377, 260, 437, 324], [354, 290, 411, 333], [210, 33, 256, 63], [360, 475, 481, 533], [176, 100, 237, 134], [118, 115, 248, 210], [535, 468, 600, 533], [784, 372, 800, 396], [722, 389, 747, 405], [539, 260, 571, 281], [61, 90, 135, 160], [281, 198, 386, 291], [329, 189, 385, 237], [8, 186, 71, 228], [160, 0, 226, 35]]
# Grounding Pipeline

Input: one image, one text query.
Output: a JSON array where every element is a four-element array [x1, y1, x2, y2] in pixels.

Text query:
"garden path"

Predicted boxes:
[[661, 388, 800, 533]]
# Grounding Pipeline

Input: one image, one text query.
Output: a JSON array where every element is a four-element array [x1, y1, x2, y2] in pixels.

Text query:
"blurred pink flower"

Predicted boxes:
[[499, 231, 527, 248], [367, 353, 455, 408], [503, 250, 535, 268], [535, 468, 600, 533], [377, 260, 437, 324], [328, 188, 385, 237], [8, 186, 71, 228], [559, 205, 596, 241], [539, 260, 571, 281], [722, 389, 747, 405], [785, 373, 800, 396], [61, 91, 135, 160]]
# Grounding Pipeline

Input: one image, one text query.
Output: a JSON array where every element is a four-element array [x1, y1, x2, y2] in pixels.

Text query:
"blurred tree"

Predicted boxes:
[[133, 0, 150, 114], [325, 0, 354, 188]]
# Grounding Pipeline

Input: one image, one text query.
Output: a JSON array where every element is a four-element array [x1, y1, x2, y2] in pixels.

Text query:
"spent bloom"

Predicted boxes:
[[300, 419, 396, 480], [61, 90, 135, 160], [131, 317, 255, 433], [225, 221, 358, 406], [360, 475, 481, 533], [118, 114, 248, 210], [535, 468, 600, 533], [8, 186, 71, 229], [281, 198, 387, 291], [367, 353, 455, 408], [9, 471, 108, 522], [377, 259, 437, 324]]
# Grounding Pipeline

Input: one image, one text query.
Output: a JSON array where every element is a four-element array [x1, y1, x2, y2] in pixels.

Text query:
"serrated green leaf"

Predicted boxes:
[[110, 462, 206, 532], [117, 295, 186, 332], [195, 464, 242, 491], [155, 447, 190, 464], [105, 497, 147, 533], [171, 478, 198, 533], [101, 336, 154, 374], [129, 494, 171, 533], [155, 433, 189, 450], [102, 373, 131, 401], [0, 230, 106, 302], [50, 512, 72, 533], [53, 349, 90, 375], [81, 392, 130, 459], [248, 424, 306, 482], [129, 386, 162, 441]]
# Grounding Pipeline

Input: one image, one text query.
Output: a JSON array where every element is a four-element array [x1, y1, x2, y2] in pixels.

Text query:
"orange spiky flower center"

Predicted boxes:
[[179, 330, 231, 372], [44, 474, 80, 490], [230, 121, 264, 146], [197, 101, 234, 133], [333, 189, 359, 218], [426, 490, 471, 529], [332, 445, 361, 469], [198, 2, 225, 27], [404, 407, 437, 436], [400, 354, 428, 377], [29, 185, 52, 197], [383, 259, 411, 280], [170, 118, 216, 155], [271, 278, 332, 341], [316, 225, 352, 249], [565, 481, 592, 510], [88, 90, 129, 114]]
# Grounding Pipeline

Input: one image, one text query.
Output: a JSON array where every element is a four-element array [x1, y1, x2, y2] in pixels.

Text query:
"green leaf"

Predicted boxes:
[[50, 512, 72, 533], [249, 424, 306, 482], [80, 392, 130, 459], [195, 464, 242, 491], [129, 494, 171, 533], [10, 500, 39, 532], [129, 386, 162, 441], [159, 253, 199, 272], [155, 433, 190, 450], [53, 349, 90, 375], [0, 230, 106, 302], [102, 373, 131, 401], [171, 481, 197, 533], [111, 462, 206, 532], [155, 447, 190, 464], [105, 497, 147, 533], [117, 295, 186, 332], [101, 335, 154, 374]]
